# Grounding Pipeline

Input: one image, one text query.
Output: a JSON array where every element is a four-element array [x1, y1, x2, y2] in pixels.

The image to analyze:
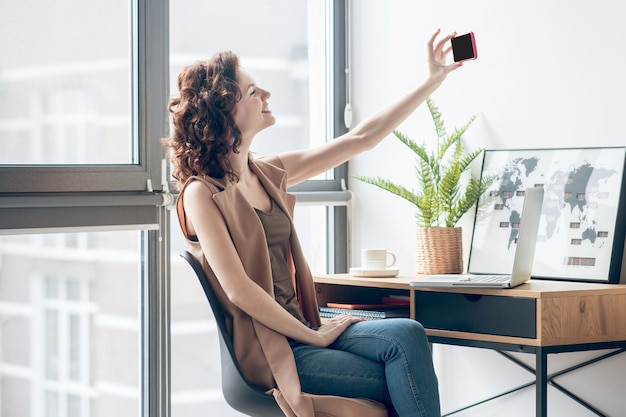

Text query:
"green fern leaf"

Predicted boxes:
[[352, 175, 420, 207], [354, 98, 492, 228]]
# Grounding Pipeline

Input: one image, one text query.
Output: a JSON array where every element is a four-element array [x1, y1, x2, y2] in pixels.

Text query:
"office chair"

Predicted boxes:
[[180, 250, 284, 417]]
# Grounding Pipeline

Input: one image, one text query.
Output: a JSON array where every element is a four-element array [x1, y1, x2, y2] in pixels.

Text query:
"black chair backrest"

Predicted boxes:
[[179, 251, 284, 417]]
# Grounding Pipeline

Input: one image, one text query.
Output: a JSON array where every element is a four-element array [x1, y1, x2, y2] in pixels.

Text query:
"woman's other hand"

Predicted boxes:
[[311, 315, 365, 347]]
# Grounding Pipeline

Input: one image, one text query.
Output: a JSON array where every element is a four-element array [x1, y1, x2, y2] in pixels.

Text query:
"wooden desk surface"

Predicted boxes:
[[313, 274, 626, 346], [314, 273, 626, 297]]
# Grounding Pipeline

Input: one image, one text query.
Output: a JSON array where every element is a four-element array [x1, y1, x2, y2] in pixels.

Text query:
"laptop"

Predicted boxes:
[[410, 186, 544, 289]]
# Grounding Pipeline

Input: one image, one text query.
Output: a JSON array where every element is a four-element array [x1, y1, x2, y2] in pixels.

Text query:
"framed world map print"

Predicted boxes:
[[468, 147, 626, 283]]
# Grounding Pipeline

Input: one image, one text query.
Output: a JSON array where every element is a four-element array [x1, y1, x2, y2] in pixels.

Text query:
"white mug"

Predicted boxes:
[[361, 248, 396, 270]]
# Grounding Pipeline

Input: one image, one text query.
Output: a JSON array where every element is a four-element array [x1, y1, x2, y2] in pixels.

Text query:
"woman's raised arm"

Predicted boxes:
[[279, 29, 461, 187]]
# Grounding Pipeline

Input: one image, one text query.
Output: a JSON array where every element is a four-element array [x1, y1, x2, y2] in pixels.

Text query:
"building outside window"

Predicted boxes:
[[0, 231, 141, 417]]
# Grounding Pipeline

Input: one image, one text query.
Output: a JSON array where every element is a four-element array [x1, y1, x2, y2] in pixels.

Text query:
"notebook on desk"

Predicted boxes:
[[410, 186, 544, 289]]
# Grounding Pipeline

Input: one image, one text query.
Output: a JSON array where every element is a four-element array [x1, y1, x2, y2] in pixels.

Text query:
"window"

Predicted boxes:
[[0, 14, 130, 167], [0, 231, 141, 417], [0, 0, 165, 194], [0, 1, 168, 417], [0, 1, 347, 417]]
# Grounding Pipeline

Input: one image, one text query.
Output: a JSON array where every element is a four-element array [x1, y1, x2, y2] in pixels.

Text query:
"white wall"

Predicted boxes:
[[348, 1, 626, 415]]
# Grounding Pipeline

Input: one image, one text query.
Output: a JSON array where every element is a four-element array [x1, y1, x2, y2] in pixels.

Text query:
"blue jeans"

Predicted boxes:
[[290, 318, 441, 417]]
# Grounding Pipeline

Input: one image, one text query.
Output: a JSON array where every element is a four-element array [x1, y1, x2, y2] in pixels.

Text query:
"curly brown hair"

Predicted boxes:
[[163, 51, 243, 189]]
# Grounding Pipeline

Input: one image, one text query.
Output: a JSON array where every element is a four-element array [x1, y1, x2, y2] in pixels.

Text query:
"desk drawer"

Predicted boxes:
[[414, 291, 536, 338]]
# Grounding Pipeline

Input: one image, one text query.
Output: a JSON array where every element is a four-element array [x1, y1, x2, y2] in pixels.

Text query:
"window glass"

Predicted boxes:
[[0, 1, 133, 165], [0, 231, 141, 417]]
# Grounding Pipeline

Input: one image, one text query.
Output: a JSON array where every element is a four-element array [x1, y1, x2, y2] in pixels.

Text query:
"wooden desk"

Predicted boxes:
[[313, 274, 626, 417]]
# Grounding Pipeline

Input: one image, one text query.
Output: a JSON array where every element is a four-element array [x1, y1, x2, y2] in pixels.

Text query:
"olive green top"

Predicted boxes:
[[255, 200, 308, 325]]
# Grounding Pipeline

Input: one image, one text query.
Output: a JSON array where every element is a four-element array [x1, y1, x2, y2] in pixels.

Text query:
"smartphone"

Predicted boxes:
[[451, 32, 477, 62]]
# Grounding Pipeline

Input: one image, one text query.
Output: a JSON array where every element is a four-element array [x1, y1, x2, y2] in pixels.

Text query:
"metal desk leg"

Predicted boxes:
[[536, 348, 547, 416]]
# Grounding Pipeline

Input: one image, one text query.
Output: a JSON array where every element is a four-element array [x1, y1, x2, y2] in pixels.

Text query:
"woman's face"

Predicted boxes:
[[233, 69, 275, 139]]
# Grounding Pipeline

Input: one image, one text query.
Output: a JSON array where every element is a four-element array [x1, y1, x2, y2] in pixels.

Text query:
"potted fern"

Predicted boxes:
[[354, 98, 496, 274]]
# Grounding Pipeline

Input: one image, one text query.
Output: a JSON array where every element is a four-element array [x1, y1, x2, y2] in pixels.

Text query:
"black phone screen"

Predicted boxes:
[[451, 32, 477, 62]]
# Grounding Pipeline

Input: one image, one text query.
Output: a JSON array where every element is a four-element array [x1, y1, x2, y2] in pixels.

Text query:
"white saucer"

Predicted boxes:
[[349, 267, 400, 278]]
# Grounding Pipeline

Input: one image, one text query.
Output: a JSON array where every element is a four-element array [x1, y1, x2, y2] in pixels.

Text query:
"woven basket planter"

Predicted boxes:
[[416, 227, 463, 274]]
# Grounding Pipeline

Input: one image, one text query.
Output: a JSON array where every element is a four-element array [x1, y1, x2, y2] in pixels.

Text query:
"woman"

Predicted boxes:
[[165, 29, 462, 417]]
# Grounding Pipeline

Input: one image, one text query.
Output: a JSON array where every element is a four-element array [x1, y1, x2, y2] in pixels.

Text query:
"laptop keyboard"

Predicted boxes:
[[461, 275, 511, 283]]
